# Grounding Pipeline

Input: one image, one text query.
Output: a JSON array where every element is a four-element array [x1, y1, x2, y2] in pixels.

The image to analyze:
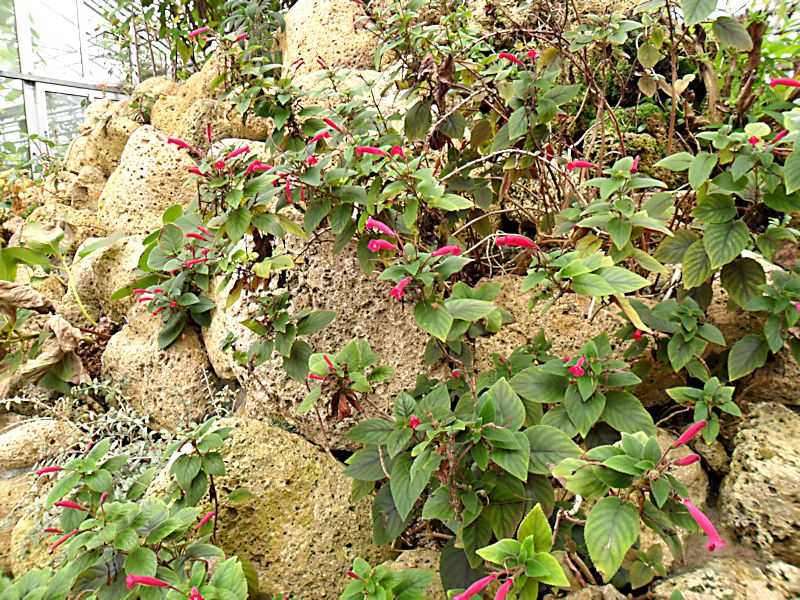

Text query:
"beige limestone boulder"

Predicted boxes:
[[384, 549, 445, 599], [0, 418, 80, 575], [97, 126, 198, 235], [545, 585, 626, 600], [133, 76, 180, 98], [100, 304, 214, 429], [718, 403, 800, 563], [651, 557, 800, 600], [69, 235, 145, 323], [281, 0, 378, 78], [66, 165, 106, 210], [63, 114, 140, 179], [152, 97, 271, 146], [239, 233, 443, 449], [14, 265, 66, 308], [193, 418, 386, 598]]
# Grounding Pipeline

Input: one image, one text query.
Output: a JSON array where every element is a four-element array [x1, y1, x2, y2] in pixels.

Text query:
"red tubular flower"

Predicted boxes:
[[225, 146, 250, 160], [495, 578, 515, 600], [366, 217, 398, 239], [188, 167, 204, 176], [285, 178, 293, 203], [356, 146, 388, 157], [682, 498, 726, 551], [453, 573, 499, 600], [748, 136, 761, 146], [317, 57, 328, 69], [132, 289, 148, 295], [567, 160, 598, 171], [54, 501, 86, 512], [408, 415, 421, 429], [630, 155, 640, 173], [126, 574, 172, 590], [169, 301, 177, 308], [184, 258, 208, 267], [346, 571, 360, 580], [186, 232, 207, 241], [201, 248, 211, 256], [153, 288, 163, 294], [390, 277, 412, 300], [167, 137, 191, 149], [234, 33, 247, 43], [498, 52, 523, 65], [631, 329, 643, 340], [309, 373, 326, 381], [47, 529, 79, 554], [674, 454, 701, 466], [189, 587, 205, 600], [244, 160, 272, 176], [198, 226, 210, 236], [770, 77, 800, 88], [188, 26, 212, 39], [794, 301, 800, 313], [526, 49, 537, 60], [307, 155, 319, 166], [309, 130, 331, 145], [390, 145, 406, 159], [196, 511, 216, 529], [368, 239, 399, 252], [206, 123, 213, 144], [450, 370, 462, 380], [324, 355, 336, 371], [773, 130, 789, 143], [44, 528, 63, 534], [568, 356, 586, 378], [213, 160, 226, 170], [495, 235, 536, 249], [152, 307, 166, 316], [673, 420, 707, 448], [137, 296, 153, 303], [431, 245, 461, 257], [35, 466, 63, 477], [322, 118, 342, 132], [99, 492, 108, 505]]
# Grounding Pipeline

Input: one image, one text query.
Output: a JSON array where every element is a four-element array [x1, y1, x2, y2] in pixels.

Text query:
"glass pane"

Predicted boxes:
[[45, 91, 86, 150], [0, 79, 28, 168], [83, 2, 127, 84], [0, 1, 20, 71], [29, 0, 84, 78]]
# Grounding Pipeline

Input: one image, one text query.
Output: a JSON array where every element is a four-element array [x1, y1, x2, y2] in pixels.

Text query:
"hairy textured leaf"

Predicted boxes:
[[585, 497, 640, 581]]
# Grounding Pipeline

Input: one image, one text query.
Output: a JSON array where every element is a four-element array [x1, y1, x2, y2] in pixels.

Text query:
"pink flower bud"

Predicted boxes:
[[681, 498, 726, 551], [309, 373, 326, 381], [132, 289, 148, 295], [322, 118, 342, 132], [99, 492, 108, 505], [431, 245, 461, 257], [773, 130, 789, 143], [498, 52, 523, 65], [390, 146, 406, 158], [35, 466, 63, 476], [453, 573, 499, 600], [214, 160, 226, 170], [309, 130, 331, 144], [450, 370, 462, 380], [307, 155, 319, 166], [365, 217, 398, 238], [188, 26, 212, 39], [152, 307, 166, 316], [47, 529, 79, 554], [567, 160, 598, 171], [169, 301, 177, 308], [495, 235, 536, 249], [408, 415, 421, 429], [630, 155, 640, 173], [347, 571, 360, 580], [188, 167, 204, 176], [526, 49, 537, 60], [184, 258, 208, 267], [190, 587, 205, 600], [186, 232, 207, 241], [234, 33, 247, 43], [225, 146, 250, 160], [324, 355, 335, 371], [54, 500, 86, 512], [495, 578, 515, 600], [794, 301, 800, 313], [770, 77, 800, 88], [674, 454, 701, 466], [44, 528, 62, 534], [390, 277, 412, 300], [206, 123, 213, 144], [356, 146, 388, 157], [167, 137, 191, 149], [631, 329, 643, 340], [673, 420, 707, 448], [126, 574, 172, 590], [368, 239, 399, 252], [196, 511, 216, 529], [568, 356, 586, 378], [138, 296, 154, 303]]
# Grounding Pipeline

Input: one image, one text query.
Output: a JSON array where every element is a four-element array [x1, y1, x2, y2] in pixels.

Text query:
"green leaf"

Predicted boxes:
[[681, 0, 715, 25], [601, 390, 655, 435], [390, 453, 432, 521], [508, 107, 529, 141], [785, 150, 800, 195], [596, 266, 650, 294], [296, 311, 336, 335], [608, 216, 632, 250], [688, 152, 718, 189], [637, 43, 662, 69], [157, 311, 187, 350], [654, 152, 694, 171], [534, 551, 571, 587], [571, 274, 616, 297], [209, 557, 248, 600], [704, 220, 749, 268], [565, 390, 606, 437], [511, 368, 568, 404], [654, 230, 697, 264], [125, 547, 157, 576], [490, 432, 530, 480], [476, 539, 521, 565], [525, 425, 582, 475], [372, 485, 409, 546], [517, 504, 552, 552], [692, 194, 736, 224], [413, 300, 453, 342], [728, 334, 769, 380], [585, 497, 640, 581], [226, 207, 251, 243], [488, 377, 526, 431], [712, 16, 753, 50], [77, 233, 124, 258], [444, 298, 496, 321], [45, 471, 81, 507], [440, 112, 467, 139], [427, 194, 473, 212], [682, 240, 712, 289], [720, 258, 765, 307]]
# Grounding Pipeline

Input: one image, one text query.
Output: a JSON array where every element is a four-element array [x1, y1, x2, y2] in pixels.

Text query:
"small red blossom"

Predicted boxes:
[[498, 52, 523, 65], [632, 329, 643, 340], [770, 77, 800, 88], [453, 573, 499, 600], [408, 415, 421, 429], [213, 160, 226, 169], [450, 370, 462, 380], [188, 167, 204, 176], [526, 48, 538, 60], [567, 160, 598, 171], [225, 146, 250, 160], [244, 160, 271, 176], [35, 466, 63, 477], [184, 258, 208, 267], [189, 587, 205, 600], [99, 492, 108, 505], [152, 307, 166, 316], [167, 137, 191, 149], [568, 356, 586, 378], [132, 289, 148, 295], [206, 123, 213, 144], [322, 118, 343, 132], [169, 301, 177, 308], [197, 226, 210, 236], [390, 277, 412, 300], [324, 355, 336, 371], [137, 296, 153, 303], [153, 288, 163, 294], [54, 501, 86, 512], [431, 245, 461, 257], [126, 574, 172, 590], [47, 529, 79, 554], [673, 420, 707, 448], [307, 155, 319, 166], [495, 234, 537, 249], [309, 373, 326, 381], [285, 178, 293, 203], [310, 130, 331, 144], [186, 232, 207, 241], [674, 454, 701, 466], [748, 136, 761, 147], [682, 498, 726, 551], [365, 216, 398, 238], [495, 578, 515, 600], [630, 155, 640, 173], [188, 26, 212, 39], [773, 130, 789, 144], [196, 511, 216, 529], [368, 239, 399, 252], [356, 146, 388, 157], [234, 33, 247, 43], [347, 571, 361, 580], [390, 145, 406, 159]]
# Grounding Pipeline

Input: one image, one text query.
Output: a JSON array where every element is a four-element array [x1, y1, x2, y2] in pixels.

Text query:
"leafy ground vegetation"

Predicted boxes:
[[0, 0, 799, 598]]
